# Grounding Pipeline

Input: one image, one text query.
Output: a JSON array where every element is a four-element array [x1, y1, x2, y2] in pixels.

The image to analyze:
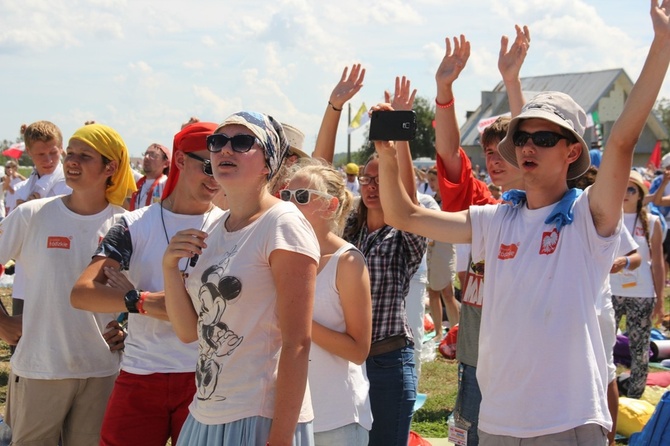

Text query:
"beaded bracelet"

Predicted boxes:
[[435, 98, 455, 109]]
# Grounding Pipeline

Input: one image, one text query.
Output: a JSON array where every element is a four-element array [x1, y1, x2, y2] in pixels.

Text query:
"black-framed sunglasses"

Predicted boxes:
[[206, 133, 258, 153], [358, 175, 380, 185], [279, 188, 332, 205], [512, 131, 568, 148], [184, 152, 213, 176]]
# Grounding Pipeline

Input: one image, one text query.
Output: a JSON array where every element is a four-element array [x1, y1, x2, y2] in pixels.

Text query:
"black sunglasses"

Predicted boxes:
[[184, 152, 213, 176], [626, 186, 638, 195], [512, 131, 568, 148], [206, 133, 258, 153]]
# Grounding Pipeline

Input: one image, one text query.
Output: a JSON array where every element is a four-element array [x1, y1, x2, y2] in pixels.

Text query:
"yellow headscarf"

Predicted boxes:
[[69, 124, 137, 206]]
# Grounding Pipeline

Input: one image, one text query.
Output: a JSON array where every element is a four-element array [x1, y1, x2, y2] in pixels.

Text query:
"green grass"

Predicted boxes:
[[412, 357, 458, 437]]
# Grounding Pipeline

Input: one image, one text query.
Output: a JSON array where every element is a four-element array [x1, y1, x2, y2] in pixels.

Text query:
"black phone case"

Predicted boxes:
[[369, 110, 417, 141]]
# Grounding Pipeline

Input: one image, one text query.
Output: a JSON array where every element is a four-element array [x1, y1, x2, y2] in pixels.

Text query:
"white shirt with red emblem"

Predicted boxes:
[[469, 187, 620, 438], [0, 196, 125, 379]]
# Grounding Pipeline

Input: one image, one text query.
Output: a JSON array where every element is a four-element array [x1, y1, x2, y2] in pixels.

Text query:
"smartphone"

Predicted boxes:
[[368, 110, 417, 141]]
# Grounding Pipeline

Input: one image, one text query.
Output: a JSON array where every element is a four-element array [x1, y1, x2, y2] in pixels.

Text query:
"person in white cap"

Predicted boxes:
[[373, 3, 670, 443]]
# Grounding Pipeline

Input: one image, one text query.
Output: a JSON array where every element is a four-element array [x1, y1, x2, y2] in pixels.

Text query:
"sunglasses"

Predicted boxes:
[[626, 186, 638, 195], [184, 152, 213, 176], [206, 133, 258, 153], [512, 131, 569, 148], [279, 188, 332, 205], [358, 175, 380, 185]]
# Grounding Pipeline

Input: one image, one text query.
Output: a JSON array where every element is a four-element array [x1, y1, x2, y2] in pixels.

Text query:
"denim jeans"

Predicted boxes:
[[366, 344, 417, 446], [454, 363, 481, 446]]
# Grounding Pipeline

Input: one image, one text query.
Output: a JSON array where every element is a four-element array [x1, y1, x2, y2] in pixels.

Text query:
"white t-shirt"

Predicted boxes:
[[184, 201, 320, 425], [0, 197, 125, 379], [133, 175, 167, 209], [309, 243, 373, 432], [95, 202, 224, 374], [4, 176, 26, 215], [16, 164, 71, 202], [346, 178, 360, 196], [610, 213, 659, 298], [470, 188, 618, 437]]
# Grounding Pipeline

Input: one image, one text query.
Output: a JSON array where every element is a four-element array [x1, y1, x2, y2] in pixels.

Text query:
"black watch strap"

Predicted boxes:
[[124, 289, 141, 314]]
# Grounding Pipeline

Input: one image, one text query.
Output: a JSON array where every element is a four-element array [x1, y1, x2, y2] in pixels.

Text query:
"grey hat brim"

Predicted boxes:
[[498, 110, 590, 181]]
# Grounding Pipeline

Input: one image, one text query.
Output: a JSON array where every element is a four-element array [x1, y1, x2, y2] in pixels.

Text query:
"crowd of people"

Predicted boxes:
[[0, 2, 669, 446]]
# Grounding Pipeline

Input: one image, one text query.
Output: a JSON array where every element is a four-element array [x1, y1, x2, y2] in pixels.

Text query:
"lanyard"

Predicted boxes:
[[130, 175, 163, 211]]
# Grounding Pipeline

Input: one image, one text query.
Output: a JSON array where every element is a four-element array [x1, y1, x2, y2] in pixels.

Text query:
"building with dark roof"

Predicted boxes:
[[461, 68, 668, 169]]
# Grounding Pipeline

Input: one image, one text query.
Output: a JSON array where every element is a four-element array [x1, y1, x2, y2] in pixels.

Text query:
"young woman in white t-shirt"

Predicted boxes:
[[163, 112, 320, 446], [611, 170, 665, 399], [283, 160, 373, 446]]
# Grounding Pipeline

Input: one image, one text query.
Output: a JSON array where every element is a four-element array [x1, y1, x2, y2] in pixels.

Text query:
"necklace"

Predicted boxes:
[[160, 198, 214, 279]]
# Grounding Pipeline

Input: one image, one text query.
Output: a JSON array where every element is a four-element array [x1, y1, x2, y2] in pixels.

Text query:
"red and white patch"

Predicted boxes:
[[497, 243, 518, 260], [539, 229, 559, 255], [47, 236, 71, 250]]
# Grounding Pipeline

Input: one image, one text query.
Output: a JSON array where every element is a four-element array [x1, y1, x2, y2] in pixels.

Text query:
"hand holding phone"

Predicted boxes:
[[368, 110, 417, 141]]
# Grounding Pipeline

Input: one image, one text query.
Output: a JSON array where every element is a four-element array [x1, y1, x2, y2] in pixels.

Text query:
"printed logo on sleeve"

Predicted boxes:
[[47, 236, 71, 250], [497, 243, 518, 260], [539, 229, 559, 255]]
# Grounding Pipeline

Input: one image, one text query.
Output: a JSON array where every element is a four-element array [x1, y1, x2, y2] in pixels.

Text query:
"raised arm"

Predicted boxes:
[[435, 35, 470, 182], [312, 64, 366, 163], [591, 0, 670, 237], [651, 169, 670, 206], [387, 76, 419, 204], [374, 104, 472, 244], [498, 25, 531, 117]]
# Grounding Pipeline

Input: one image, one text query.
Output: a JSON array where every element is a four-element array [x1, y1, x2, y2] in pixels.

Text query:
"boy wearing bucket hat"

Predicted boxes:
[[374, 3, 670, 443], [71, 122, 224, 446], [0, 123, 136, 444]]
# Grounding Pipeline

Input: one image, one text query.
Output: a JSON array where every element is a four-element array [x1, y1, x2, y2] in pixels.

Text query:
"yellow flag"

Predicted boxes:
[[348, 103, 369, 134]]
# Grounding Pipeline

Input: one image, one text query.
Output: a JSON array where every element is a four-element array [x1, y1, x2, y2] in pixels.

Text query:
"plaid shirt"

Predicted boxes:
[[346, 216, 426, 343]]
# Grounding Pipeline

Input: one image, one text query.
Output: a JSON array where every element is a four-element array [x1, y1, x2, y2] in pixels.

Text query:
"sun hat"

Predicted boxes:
[[498, 91, 589, 180], [281, 123, 309, 159], [629, 170, 649, 196]]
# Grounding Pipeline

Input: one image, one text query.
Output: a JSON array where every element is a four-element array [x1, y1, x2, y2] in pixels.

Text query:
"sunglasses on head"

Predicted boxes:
[[512, 131, 569, 148], [184, 152, 213, 176], [279, 188, 332, 205], [206, 133, 258, 153]]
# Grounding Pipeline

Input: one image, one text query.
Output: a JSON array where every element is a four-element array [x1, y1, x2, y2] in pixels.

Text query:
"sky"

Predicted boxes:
[[0, 0, 666, 160]]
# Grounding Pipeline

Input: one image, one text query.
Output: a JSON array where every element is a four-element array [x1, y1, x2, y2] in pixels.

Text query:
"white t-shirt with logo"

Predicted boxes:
[[470, 188, 619, 437], [0, 197, 125, 379]]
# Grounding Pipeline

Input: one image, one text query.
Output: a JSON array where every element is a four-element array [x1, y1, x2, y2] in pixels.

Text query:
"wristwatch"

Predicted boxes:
[[124, 289, 141, 314]]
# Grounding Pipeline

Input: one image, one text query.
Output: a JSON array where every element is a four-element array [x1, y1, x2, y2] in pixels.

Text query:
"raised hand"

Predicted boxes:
[[498, 25, 531, 83], [384, 76, 417, 111], [329, 64, 366, 110], [435, 35, 470, 91]]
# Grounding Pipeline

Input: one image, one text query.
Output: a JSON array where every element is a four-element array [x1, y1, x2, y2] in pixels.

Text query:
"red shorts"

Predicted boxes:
[[100, 370, 196, 446]]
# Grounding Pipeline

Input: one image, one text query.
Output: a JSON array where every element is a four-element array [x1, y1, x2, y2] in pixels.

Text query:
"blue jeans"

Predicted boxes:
[[366, 344, 417, 446], [454, 363, 481, 446]]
